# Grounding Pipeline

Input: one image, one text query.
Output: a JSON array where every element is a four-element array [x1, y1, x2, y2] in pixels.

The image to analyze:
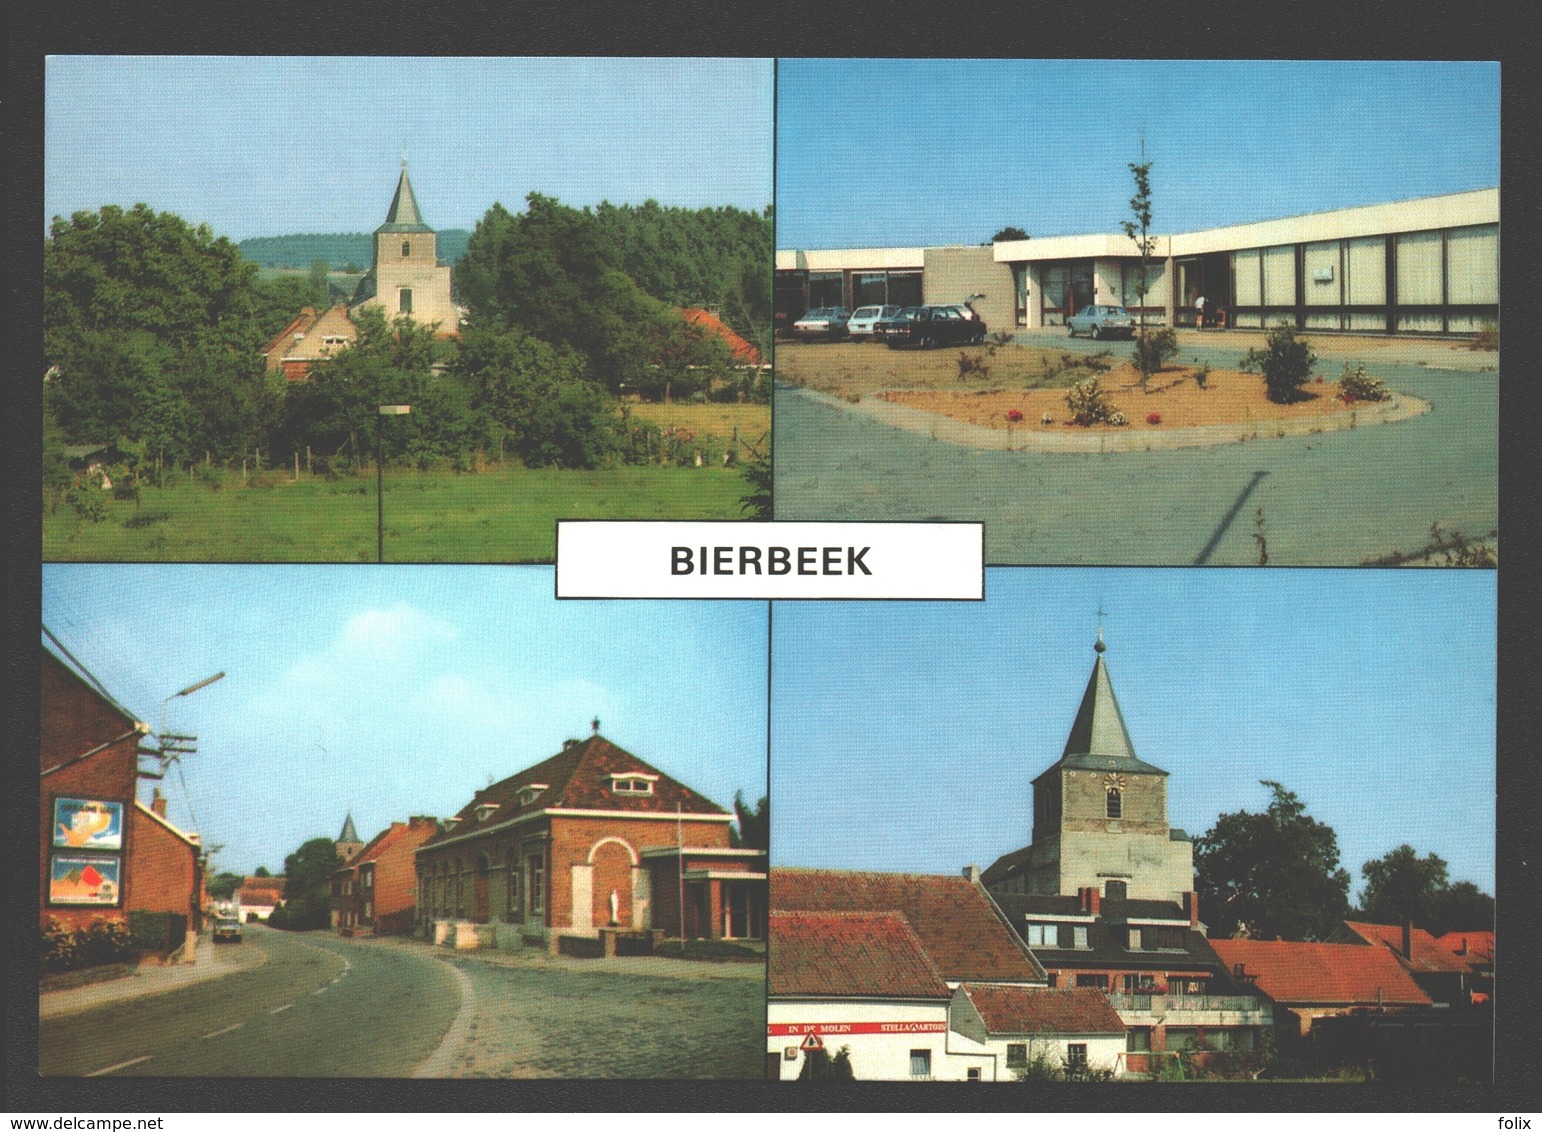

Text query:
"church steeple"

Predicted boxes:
[[1055, 633, 1166, 775], [378, 160, 432, 234], [339, 812, 359, 843]]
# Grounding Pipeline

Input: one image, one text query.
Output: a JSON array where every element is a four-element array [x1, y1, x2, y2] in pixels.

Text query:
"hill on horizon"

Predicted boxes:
[[239, 230, 472, 271]]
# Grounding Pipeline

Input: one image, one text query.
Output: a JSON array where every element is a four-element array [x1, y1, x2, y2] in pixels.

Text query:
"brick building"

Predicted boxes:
[[41, 644, 203, 958], [332, 816, 440, 936], [233, 876, 286, 921], [414, 730, 765, 952]]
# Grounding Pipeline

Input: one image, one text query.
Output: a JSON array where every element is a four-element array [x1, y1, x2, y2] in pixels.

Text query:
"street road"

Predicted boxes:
[[39, 925, 460, 1077]]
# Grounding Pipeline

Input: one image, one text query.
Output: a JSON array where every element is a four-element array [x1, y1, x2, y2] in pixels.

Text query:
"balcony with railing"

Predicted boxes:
[[1108, 993, 1272, 1027]]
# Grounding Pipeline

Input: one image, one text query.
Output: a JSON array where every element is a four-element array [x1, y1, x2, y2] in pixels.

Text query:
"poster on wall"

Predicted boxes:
[[49, 855, 123, 906], [51, 797, 125, 851]]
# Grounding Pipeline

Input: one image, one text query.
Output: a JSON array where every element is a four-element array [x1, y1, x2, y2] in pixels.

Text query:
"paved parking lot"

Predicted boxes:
[[773, 331, 1497, 566]]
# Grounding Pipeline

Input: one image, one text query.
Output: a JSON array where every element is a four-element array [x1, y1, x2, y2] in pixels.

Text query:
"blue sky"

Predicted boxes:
[[776, 60, 1501, 249], [771, 568, 1496, 901], [42, 566, 769, 878], [45, 57, 773, 241]]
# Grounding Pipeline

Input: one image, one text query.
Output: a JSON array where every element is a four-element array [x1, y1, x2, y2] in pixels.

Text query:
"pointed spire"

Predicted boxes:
[[1054, 632, 1167, 775], [339, 811, 360, 843], [378, 161, 432, 233]]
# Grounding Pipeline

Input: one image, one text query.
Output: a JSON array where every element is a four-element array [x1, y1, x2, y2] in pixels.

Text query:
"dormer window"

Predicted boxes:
[[609, 772, 659, 796], [474, 803, 500, 822], [517, 784, 548, 807], [443, 817, 460, 831]]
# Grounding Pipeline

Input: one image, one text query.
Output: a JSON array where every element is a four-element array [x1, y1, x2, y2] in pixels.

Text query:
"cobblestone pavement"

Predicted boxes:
[[351, 936, 767, 1080]]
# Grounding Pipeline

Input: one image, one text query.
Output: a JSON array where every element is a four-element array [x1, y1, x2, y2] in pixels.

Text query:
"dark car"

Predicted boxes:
[[213, 916, 243, 943], [879, 304, 987, 349], [1066, 304, 1137, 340]]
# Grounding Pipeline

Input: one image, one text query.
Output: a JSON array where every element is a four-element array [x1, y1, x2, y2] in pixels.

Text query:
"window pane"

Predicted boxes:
[[1396, 231, 1442, 305], [1233, 250, 1261, 306], [1262, 246, 1295, 307], [1446, 224, 1498, 305], [1346, 237, 1386, 305]]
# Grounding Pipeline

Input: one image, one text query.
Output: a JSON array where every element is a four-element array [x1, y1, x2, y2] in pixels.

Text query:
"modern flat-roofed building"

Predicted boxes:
[[777, 188, 1497, 337]]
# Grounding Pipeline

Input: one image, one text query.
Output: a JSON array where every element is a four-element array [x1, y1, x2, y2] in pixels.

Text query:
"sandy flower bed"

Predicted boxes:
[[876, 364, 1377, 431]]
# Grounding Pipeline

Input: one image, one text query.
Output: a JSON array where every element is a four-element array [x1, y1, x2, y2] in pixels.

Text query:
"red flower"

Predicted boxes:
[[1146, 412, 1162, 425], [1316, 375, 1324, 383], [1006, 409, 1024, 422]]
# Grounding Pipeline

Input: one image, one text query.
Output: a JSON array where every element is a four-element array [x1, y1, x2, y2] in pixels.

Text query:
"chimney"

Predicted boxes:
[[962, 865, 981, 884], [1079, 886, 1100, 916], [1185, 891, 1200, 927], [151, 788, 167, 818], [1402, 921, 1413, 960]]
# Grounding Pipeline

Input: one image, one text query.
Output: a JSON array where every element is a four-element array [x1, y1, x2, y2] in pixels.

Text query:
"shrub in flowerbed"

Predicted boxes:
[[1338, 363, 1389, 403], [1146, 412, 1162, 425], [1006, 408, 1024, 422], [1241, 322, 1316, 404], [1065, 376, 1126, 426]]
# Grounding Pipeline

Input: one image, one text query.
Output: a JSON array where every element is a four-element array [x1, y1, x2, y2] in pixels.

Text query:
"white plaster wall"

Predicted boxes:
[[769, 999, 973, 1081]]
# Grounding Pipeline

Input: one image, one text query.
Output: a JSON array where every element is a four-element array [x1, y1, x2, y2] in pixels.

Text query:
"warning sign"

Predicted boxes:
[[799, 1032, 825, 1052]]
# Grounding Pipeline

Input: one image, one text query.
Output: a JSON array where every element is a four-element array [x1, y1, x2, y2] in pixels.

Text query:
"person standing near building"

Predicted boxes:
[[1194, 293, 1206, 330]]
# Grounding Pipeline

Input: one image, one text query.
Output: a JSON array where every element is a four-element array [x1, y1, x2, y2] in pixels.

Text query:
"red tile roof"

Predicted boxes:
[[1210, 938, 1431, 1007], [1342, 921, 1472, 975], [1435, 930, 1494, 965], [771, 869, 1045, 985], [420, 735, 726, 849], [959, 985, 1125, 1036], [770, 911, 951, 1000], [236, 878, 286, 903], [681, 307, 763, 366]]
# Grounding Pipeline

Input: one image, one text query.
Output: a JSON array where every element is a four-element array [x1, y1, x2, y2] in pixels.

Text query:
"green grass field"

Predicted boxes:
[[43, 464, 753, 563]]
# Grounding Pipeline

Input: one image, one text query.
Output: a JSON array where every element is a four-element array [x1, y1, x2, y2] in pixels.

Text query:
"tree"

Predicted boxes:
[[1195, 781, 1351, 941], [797, 1045, 854, 1080], [308, 258, 331, 309], [44, 204, 272, 463], [268, 837, 341, 931], [1359, 846, 1493, 935], [991, 226, 1029, 243], [1120, 160, 1159, 388], [729, 792, 768, 850], [1428, 881, 1494, 936], [254, 866, 272, 878], [206, 871, 243, 900], [1359, 844, 1449, 927]]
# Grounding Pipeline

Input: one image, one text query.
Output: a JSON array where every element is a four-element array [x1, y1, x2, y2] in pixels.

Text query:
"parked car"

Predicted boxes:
[[846, 305, 901, 340], [1067, 304, 1138, 339], [213, 916, 243, 943], [879, 305, 988, 348], [791, 307, 851, 341]]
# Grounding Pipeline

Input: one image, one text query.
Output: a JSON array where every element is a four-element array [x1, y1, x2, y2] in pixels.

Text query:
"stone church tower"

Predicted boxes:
[[349, 160, 457, 335], [336, 811, 365, 863], [984, 632, 1195, 904]]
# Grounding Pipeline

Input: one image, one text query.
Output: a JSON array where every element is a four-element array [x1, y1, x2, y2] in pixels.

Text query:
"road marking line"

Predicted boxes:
[[269, 1003, 293, 1014], [86, 1055, 152, 1076], [312, 986, 328, 995], [202, 1023, 245, 1039]]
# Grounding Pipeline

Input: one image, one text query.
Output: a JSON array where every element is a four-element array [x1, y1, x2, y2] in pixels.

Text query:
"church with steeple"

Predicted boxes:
[[349, 160, 457, 335], [982, 630, 1195, 905]]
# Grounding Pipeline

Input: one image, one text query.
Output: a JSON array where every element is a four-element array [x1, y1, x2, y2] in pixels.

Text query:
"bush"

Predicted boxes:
[[1242, 322, 1317, 403], [1065, 377, 1124, 426], [1469, 322, 1498, 351], [956, 351, 990, 381], [65, 480, 108, 522], [128, 910, 186, 953], [1192, 361, 1211, 389], [1132, 327, 1178, 375], [1337, 363, 1389, 403], [42, 917, 135, 972]]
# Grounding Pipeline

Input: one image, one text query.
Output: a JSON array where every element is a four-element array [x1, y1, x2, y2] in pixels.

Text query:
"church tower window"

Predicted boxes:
[[1106, 787, 1122, 818], [402, 240, 411, 257], [399, 288, 413, 314]]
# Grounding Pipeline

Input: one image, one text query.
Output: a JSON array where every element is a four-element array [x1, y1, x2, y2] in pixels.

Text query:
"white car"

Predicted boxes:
[[846, 305, 900, 340], [791, 307, 851, 341]]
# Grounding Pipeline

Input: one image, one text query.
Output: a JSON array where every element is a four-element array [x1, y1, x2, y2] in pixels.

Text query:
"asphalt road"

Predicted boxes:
[[39, 925, 460, 1077], [772, 336, 1497, 566]]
